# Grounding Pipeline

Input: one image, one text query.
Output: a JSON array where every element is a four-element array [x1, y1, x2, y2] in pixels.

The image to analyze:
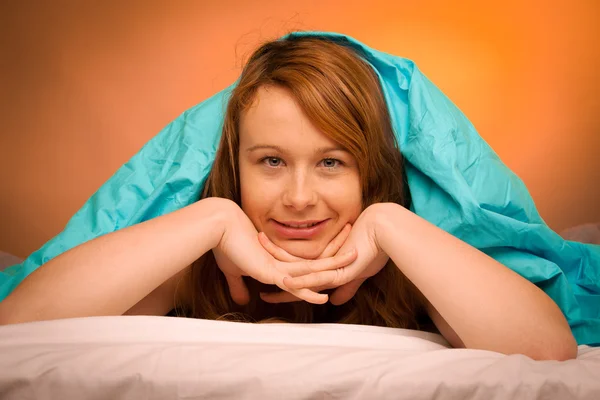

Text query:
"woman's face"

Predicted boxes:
[[238, 85, 362, 259]]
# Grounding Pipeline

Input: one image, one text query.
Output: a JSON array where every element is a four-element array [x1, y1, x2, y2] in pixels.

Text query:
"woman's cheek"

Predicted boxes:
[[327, 177, 361, 209]]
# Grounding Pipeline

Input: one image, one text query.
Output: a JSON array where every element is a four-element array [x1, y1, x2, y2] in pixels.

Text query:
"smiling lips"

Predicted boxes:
[[272, 219, 330, 239]]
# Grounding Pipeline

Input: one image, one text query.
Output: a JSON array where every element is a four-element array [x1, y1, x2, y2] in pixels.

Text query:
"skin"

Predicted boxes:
[[238, 85, 362, 260], [236, 86, 577, 361], [0, 198, 358, 323], [0, 83, 578, 361], [260, 203, 578, 360]]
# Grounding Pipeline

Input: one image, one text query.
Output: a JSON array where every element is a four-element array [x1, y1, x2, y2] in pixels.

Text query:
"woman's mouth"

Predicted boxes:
[[271, 219, 330, 239], [279, 221, 320, 228]]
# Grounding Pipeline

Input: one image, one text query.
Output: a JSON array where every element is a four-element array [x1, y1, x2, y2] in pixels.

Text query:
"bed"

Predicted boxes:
[[0, 316, 599, 399]]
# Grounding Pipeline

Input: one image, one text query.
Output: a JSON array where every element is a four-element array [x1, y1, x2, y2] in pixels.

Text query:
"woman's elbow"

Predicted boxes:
[[528, 331, 578, 361], [0, 301, 15, 326]]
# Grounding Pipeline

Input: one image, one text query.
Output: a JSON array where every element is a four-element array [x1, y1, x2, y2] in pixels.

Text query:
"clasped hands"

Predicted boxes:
[[214, 204, 390, 306]]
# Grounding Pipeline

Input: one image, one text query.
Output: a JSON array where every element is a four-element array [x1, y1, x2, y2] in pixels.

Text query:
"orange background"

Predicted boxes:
[[1, 1, 598, 258]]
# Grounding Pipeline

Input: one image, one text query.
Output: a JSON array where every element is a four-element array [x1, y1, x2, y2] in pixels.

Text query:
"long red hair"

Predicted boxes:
[[178, 34, 429, 329]]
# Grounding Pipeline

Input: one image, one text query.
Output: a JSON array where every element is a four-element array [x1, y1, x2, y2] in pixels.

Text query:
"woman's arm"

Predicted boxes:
[[0, 196, 355, 325], [0, 197, 231, 324], [123, 266, 192, 316], [373, 203, 577, 360]]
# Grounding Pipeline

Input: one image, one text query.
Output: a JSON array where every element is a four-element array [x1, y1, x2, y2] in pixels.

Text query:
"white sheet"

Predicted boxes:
[[0, 316, 598, 399]]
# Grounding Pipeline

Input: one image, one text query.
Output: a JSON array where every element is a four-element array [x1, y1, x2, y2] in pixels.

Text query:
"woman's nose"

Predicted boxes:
[[282, 173, 318, 211]]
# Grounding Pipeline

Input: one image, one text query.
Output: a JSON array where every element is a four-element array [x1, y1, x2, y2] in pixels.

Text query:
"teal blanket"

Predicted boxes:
[[2, 31, 598, 345]]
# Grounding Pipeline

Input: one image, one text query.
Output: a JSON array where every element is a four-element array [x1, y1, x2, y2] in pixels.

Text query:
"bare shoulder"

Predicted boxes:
[[124, 265, 192, 316]]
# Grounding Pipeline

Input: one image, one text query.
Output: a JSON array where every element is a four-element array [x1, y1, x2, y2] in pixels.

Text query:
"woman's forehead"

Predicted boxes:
[[241, 86, 303, 131], [239, 86, 338, 150]]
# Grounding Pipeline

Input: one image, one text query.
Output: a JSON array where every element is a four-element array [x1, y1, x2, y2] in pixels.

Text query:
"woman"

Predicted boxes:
[[0, 35, 577, 360]]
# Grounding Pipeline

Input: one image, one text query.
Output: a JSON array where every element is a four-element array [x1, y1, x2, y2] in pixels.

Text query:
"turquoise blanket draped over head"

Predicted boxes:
[[2, 31, 598, 345]]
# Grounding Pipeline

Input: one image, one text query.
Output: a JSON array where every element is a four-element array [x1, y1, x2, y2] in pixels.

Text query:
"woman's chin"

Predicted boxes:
[[278, 241, 324, 260]]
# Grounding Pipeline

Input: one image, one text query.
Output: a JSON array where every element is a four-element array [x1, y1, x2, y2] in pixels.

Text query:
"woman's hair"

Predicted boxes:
[[177, 34, 430, 329]]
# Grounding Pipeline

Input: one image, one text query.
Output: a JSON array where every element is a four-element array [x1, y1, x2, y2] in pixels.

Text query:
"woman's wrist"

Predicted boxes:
[[365, 202, 406, 254], [192, 197, 240, 250]]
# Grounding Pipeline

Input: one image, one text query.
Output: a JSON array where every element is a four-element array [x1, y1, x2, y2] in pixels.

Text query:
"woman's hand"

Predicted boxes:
[[259, 205, 389, 305], [257, 223, 352, 303], [213, 200, 358, 306]]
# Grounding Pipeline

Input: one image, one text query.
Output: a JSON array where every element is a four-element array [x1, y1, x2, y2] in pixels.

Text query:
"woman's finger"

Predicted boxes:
[[329, 278, 366, 306], [253, 248, 355, 303], [262, 270, 328, 304], [260, 285, 330, 304], [284, 266, 354, 290], [259, 267, 329, 304], [318, 223, 352, 259], [281, 247, 358, 277], [288, 287, 329, 304], [258, 232, 301, 262]]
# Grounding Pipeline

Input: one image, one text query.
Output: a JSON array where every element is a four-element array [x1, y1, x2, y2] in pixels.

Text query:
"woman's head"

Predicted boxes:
[[205, 35, 409, 259], [190, 34, 425, 329], [239, 85, 361, 259]]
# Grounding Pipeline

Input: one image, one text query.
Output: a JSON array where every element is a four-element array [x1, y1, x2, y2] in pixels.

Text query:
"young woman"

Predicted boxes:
[[0, 35, 577, 360]]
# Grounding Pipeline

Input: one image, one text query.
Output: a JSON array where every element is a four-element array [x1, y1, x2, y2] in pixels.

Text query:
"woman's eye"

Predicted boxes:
[[263, 157, 282, 167], [321, 158, 341, 168]]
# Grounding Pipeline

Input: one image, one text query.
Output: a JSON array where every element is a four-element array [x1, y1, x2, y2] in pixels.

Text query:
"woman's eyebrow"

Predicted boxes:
[[245, 144, 348, 154], [246, 144, 285, 153], [315, 146, 347, 154]]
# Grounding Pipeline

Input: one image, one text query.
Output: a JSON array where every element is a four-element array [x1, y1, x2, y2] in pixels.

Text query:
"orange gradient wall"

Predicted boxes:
[[1, 1, 598, 258]]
